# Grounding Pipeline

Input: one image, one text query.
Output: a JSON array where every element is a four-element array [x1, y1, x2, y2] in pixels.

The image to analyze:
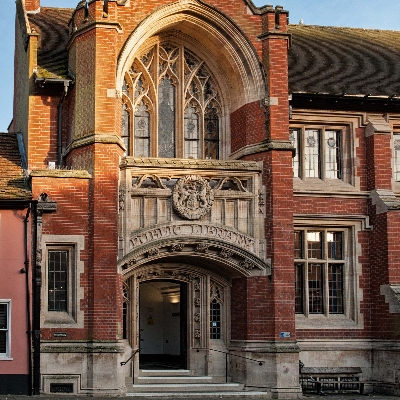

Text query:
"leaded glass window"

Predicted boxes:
[[122, 41, 221, 159], [294, 229, 345, 316], [290, 127, 343, 180], [48, 250, 68, 312], [210, 282, 223, 339]]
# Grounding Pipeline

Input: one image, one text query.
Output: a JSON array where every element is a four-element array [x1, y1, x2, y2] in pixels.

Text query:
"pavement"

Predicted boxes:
[[1, 394, 399, 400]]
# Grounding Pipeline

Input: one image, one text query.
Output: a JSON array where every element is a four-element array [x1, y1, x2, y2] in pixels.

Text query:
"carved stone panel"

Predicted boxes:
[[172, 175, 214, 220]]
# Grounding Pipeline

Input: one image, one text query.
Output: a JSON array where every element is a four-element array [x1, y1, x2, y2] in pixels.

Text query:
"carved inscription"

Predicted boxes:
[[130, 224, 255, 251]]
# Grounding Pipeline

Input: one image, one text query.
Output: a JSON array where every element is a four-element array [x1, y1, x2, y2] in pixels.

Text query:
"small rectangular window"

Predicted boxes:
[[0, 302, 10, 356], [290, 128, 300, 177], [305, 129, 320, 178], [210, 300, 221, 339], [325, 130, 341, 179], [48, 250, 69, 312], [394, 133, 400, 182]]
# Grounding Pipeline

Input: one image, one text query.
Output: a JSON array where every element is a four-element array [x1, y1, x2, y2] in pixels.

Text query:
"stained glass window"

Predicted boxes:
[[122, 42, 221, 159]]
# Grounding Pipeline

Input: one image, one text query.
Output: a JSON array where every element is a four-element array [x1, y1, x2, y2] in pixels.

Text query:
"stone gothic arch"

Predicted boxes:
[[116, 0, 266, 113]]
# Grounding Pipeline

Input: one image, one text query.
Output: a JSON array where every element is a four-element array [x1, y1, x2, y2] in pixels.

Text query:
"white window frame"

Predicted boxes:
[[0, 300, 11, 360], [41, 235, 85, 328]]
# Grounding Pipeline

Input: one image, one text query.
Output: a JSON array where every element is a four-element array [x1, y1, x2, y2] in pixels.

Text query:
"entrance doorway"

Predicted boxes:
[[139, 281, 187, 369]]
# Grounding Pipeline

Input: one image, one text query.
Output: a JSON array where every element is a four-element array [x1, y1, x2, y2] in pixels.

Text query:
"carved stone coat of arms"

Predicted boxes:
[[172, 175, 214, 220]]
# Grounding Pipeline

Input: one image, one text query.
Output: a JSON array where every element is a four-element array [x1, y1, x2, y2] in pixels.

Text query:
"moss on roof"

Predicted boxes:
[[0, 134, 31, 200], [28, 7, 74, 80]]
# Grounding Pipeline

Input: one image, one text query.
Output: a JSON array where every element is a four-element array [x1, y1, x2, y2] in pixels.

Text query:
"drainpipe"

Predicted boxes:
[[32, 201, 40, 395], [57, 81, 70, 167], [23, 203, 33, 396]]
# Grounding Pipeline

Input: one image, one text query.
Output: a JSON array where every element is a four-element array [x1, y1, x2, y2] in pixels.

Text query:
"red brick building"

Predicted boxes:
[[6, 0, 400, 396]]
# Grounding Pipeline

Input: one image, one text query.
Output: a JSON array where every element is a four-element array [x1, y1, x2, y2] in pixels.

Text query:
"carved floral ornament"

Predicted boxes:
[[172, 175, 214, 220]]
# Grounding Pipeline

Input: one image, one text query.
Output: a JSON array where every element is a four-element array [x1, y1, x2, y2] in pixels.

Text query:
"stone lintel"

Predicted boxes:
[[121, 157, 263, 172], [31, 169, 91, 179]]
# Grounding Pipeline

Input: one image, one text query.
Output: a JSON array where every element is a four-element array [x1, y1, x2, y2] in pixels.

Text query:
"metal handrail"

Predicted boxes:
[[208, 347, 263, 383], [121, 348, 140, 366], [209, 348, 263, 365]]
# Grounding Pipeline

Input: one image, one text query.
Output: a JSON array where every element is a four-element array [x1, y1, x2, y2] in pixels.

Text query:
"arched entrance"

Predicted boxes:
[[138, 280, 187, 369], [123, 262, 234, 382]]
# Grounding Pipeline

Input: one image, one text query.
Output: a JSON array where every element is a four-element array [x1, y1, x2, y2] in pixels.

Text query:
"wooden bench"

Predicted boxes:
[[300, 366, 364, 394]]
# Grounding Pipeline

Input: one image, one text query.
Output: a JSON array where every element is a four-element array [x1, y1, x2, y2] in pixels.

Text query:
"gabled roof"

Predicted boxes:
[[0, 133, 31, 201], [28, 7, 74, 79], [288, 24, 400, 97]]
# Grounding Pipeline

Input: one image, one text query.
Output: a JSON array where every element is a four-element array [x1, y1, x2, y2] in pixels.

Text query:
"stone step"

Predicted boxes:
[[127, 382, 245, 393], [139, 369, 192, 377], [137, 375, 213, 384], [126, 390, 269, 398]]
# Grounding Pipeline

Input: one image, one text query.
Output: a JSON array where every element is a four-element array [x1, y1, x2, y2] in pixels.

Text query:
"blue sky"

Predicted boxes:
[[1, 0, 400, 131]]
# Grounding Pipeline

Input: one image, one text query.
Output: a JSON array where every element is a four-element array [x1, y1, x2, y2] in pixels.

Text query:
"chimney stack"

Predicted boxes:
[[25, 0, 40, 13]]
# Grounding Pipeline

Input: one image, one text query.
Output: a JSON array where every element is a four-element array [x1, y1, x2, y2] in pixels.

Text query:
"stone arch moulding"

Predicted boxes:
[[118, 237, 271, 280], [116, 0, 266, 111]]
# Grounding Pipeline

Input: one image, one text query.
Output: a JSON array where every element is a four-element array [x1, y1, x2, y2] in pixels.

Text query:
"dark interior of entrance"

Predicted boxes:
[[139, 281, 187, 369]]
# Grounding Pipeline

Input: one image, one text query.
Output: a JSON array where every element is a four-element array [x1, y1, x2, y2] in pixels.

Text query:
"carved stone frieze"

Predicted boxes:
[[194, 312, 200, 322], [172, 175, 214, 220], [170, 243, 185, 252], [194, 297, 201, 306], [220, 249, 234, 259], [194, 329, 201, 339], [195, 243, 209, 253]]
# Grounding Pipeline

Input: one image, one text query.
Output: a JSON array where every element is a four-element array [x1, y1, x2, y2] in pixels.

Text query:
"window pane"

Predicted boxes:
[[325, 130, 341, 179], [48, 250, 68, 312], [289, 129, 300, 177], [308, 264, 323, 313], [295, 264, 304, 314], [210, 300, 221, 339], [0, 304, 7, 329], [158, 77, 175, 158], [328, 264, 344, 314], [294, 230, 303, 259], [122, 103, 130, 155], [0, 332, 6, 353], [307, 231, 322, 259], [305, 129, 320, 178], [394, 134, 400, 182], [134, 101, 150, 157], [204, 104, 219, 159], [327, 232, 343, 259], [184, 105, 199, 159]]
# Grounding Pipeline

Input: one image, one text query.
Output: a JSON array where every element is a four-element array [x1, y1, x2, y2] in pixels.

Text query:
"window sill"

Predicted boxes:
[[0, 356, 13, 361], [43, 311, 77, 327], [296, 313, 363, 330], [294, 177, 364, 196]]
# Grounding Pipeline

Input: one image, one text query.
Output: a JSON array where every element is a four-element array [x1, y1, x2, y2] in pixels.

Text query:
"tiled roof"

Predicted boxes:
[[288, 25, 400, 96], [0, 134, 31, 201], [28, 7, 74, 79]]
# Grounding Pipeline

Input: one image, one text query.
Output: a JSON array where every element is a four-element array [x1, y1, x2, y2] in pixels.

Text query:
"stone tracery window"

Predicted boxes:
[[122, 42, 221, 159]]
